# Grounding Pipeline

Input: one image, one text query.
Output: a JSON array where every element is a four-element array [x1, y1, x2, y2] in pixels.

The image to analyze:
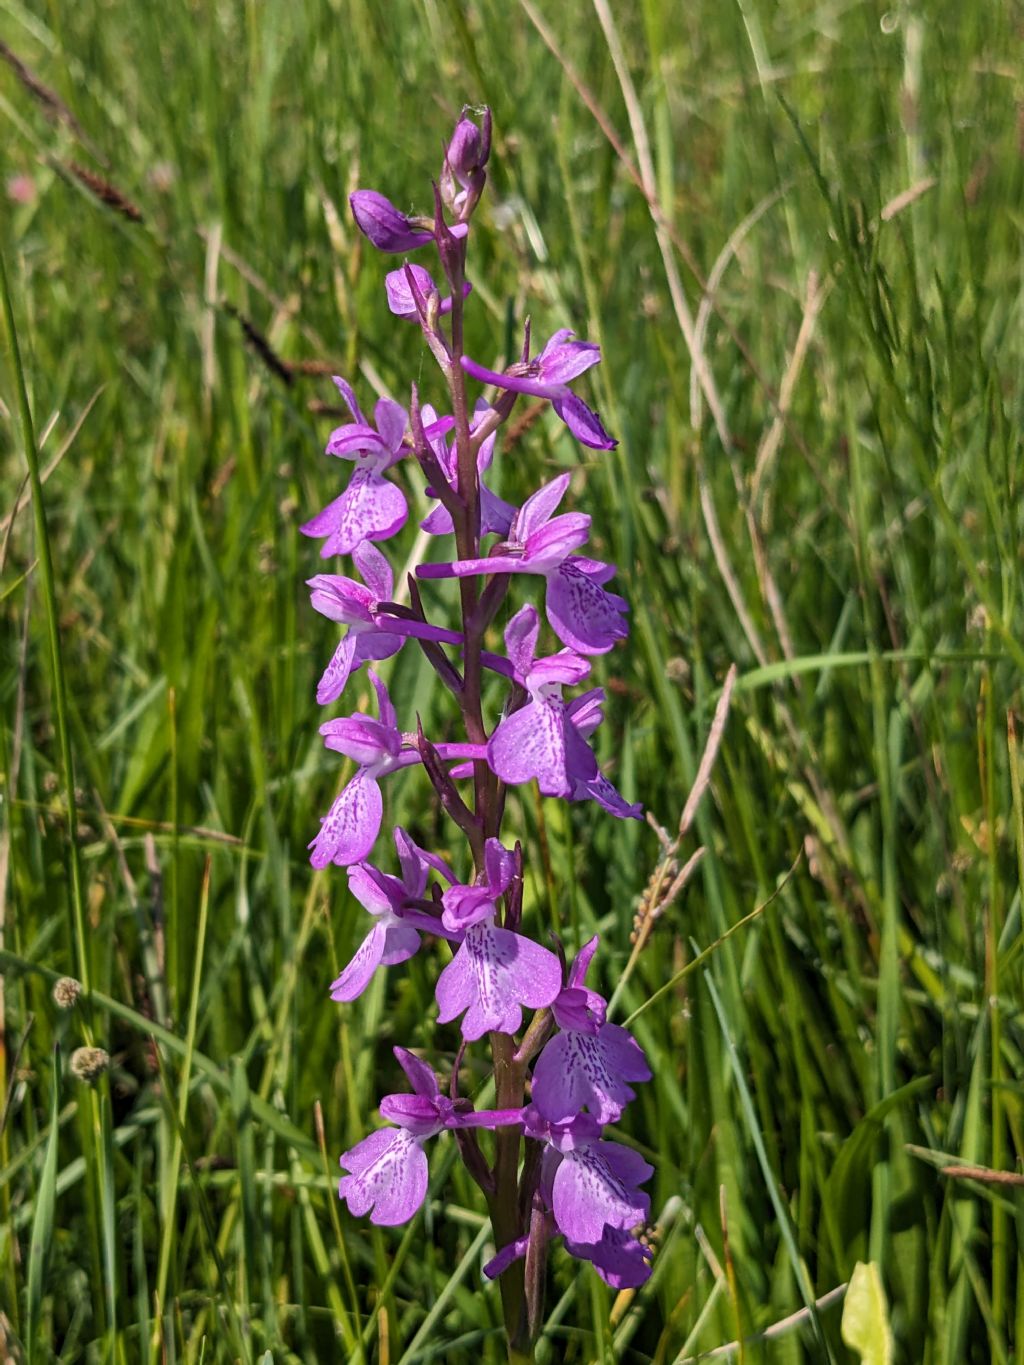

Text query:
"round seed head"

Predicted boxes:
[[70, 1046, 109, 1083]]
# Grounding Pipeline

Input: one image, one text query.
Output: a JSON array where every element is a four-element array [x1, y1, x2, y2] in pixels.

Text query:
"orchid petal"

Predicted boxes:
[[566, 1227, 652, 1288], [325, 469, 408, 555], [538, 335, 602, 385], [316, 635, 359, 706], [487, 700, 572, 798], [378, 1093, 443, 1135], [374, 397, 408, 452], [503, 604, 540, 681], [349, 190, 433, 253], [320, 715, 398, 766], [338, 1127, 428, 1225], [352, 540, 394, 600], [435, 923, 561, 1040], [394, 1046, 441, 1100], [551, 1140, 651, 1243], [331, 375, 367, 425], [329, 923, 387, 1002], [516, 473, 571, 540], [552, 393, 617, 450], [522, 513, 591, 568], [326, 423, 390, 460], [348, 862, 400, 916], [545, 559, 628, 655], [308, 772, 383, 868]]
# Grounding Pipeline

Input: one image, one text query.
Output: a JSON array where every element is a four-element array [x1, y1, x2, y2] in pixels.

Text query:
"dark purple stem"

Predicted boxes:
[[409, 176, 533, 1360]]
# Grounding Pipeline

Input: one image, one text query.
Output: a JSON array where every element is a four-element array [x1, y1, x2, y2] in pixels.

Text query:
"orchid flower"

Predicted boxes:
[[434, 839, 563, 1040], [462, 329, 616, 450], [301, 377, 409, 557], [531, 936, 651, 1123], [339, 1047, 523, 1225], [416, 473, 628, 654], [329, 828, 457, 1002]]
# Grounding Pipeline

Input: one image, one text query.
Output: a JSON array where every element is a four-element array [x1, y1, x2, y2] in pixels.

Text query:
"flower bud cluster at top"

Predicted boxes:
[[304, 107, 653, 1303]]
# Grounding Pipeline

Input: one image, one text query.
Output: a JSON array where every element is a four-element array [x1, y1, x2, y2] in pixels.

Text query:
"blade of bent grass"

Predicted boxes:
[[25, 1046, 60, 1364], [150, 855, 212, 1364], [0, 250, 91, 996], [0, 245, 121, 1353], [704, 969, 835, 1363]]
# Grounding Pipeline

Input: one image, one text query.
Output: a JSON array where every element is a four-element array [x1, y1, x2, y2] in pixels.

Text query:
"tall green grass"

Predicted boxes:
[[1, 0, 1021, 1360]]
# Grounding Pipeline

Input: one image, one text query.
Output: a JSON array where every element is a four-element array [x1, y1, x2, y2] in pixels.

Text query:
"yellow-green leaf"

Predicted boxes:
[[841, 1261, 893, 1365]]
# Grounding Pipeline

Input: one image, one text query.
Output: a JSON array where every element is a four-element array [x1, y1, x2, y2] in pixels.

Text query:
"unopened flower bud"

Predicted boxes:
[[52, 977, 82, 1010], [440, 107, 490, 220], [349, 190, 433, 253], [70, 1046, 110, 1083]]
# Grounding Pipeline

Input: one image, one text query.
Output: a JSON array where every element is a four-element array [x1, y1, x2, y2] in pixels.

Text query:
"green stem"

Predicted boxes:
[[0, 248, 91, 997], [1, 249, 121, 1353], [488, 1033, 531, 1358]]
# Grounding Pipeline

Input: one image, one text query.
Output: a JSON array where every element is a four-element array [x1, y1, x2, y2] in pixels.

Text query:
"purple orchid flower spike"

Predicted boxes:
[[329, 828, 458, 1002], [309, 113, 654, 1336], [385, 263, 471, 323], [531, 936, 652, 1123], [308, 542, 406, 705], [526, 1108, 653, 1246], [417, 473, 628, 654], [339, 1047, 525, 1225], [461, 328, 617, 450], [301, 377, 409, 557], [435, 838, 562, 1040], [419, 400, 514, 539]]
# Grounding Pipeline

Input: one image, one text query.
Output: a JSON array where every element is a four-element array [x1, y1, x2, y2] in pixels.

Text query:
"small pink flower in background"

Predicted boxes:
[[6, 174, 36, 205]]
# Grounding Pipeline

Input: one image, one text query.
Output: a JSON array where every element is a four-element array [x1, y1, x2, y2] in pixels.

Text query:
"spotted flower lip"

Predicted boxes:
[[435, 921, 563, 1041], [434, 850, 563, 1041], [483, 606, 642, 820], [532, 934, 652, 1123], [531, 1113, 653, 1245], [461, 329, 617, 450]]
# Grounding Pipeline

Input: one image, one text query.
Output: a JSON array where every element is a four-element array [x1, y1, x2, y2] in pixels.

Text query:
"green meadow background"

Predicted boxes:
[[1, 0, 1022, 1360]]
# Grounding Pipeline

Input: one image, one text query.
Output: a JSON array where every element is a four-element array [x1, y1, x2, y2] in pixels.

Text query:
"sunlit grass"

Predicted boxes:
[[1, 1, 1022, 1360]]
